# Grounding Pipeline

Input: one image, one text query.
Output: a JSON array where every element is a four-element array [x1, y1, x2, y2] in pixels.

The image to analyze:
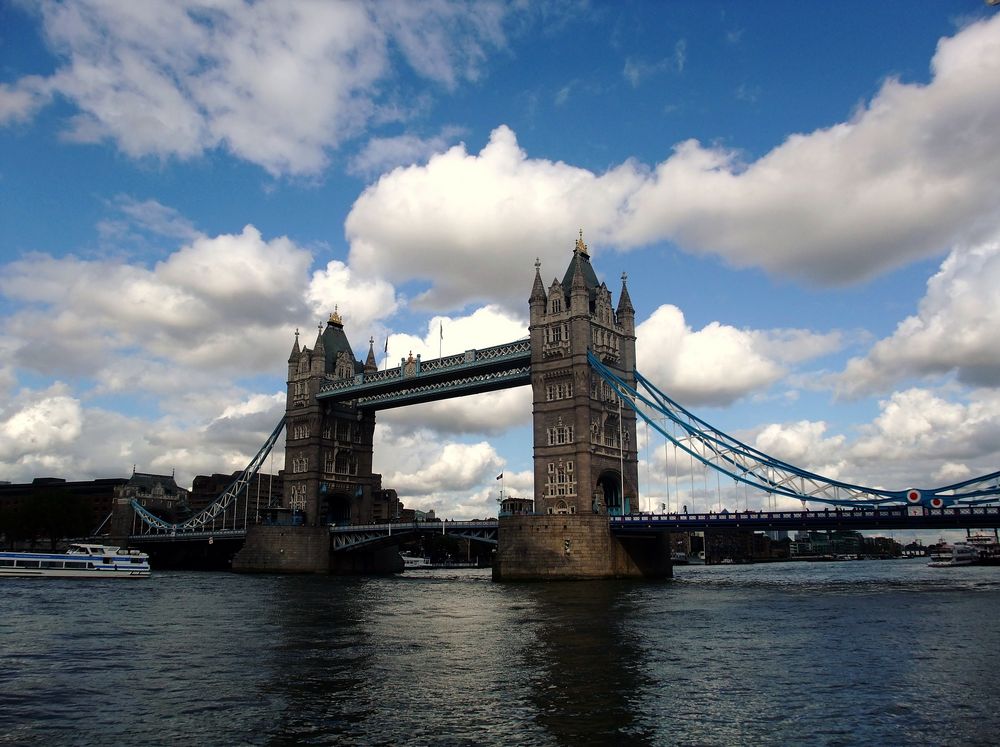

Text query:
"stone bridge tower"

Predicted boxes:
[[282, 309, 388, 527], [529, 232, 639, 516], [494, 233, 669, 580]]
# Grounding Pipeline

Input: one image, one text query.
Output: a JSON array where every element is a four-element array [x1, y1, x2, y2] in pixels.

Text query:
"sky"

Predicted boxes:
[[2, 1, 1000, 539]]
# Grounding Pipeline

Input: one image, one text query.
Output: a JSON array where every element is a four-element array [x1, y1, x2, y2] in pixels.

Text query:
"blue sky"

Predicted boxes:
[[2, 1, 1000, 533]]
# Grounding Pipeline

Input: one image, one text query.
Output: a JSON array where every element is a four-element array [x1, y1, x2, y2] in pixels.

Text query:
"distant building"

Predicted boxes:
[[0, 476, 128, 547], [189, 471, 285, 514], [400, 507, 436, 522], [115, 471, 189, 517]]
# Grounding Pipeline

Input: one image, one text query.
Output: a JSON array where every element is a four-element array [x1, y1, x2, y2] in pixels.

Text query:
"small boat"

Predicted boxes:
[[670, 551, 689, 565], [400, 552, 432, 568], [928, 542, 978, 567], [0, 544, 151, 578]]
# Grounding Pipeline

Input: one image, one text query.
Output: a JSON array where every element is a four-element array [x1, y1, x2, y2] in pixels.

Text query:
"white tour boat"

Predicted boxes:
[[0, 543, 151, 578], [927, 542, 979, 568]]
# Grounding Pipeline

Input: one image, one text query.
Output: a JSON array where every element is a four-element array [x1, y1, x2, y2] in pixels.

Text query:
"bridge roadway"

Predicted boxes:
[[130, 506, 999, 553], [610, 504, 1000, 533]]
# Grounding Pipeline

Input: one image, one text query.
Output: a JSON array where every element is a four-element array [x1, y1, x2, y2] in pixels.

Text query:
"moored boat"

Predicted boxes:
[[0, 544, 151, 578], [400, 552, 432, 568], [965, 531, 1000, 565], [928, 542, 978, 567]]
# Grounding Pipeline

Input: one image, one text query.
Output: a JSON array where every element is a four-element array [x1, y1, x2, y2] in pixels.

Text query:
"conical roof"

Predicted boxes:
[[560, 231, 600, 302]]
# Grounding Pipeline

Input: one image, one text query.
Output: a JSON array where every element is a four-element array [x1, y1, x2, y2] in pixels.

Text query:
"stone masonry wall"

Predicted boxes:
[[232, 525, 331, 574], [493, 514, 671, 580]]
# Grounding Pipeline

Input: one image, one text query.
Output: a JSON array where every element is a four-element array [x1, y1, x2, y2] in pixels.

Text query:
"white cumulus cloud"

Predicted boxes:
[[6, 0, 512, 176], [635, 304, 841, 406], [838, 235, 1000, 396]]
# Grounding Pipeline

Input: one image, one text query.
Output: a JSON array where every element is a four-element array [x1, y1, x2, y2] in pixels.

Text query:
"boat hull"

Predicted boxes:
[[0, 545, 151, 579]]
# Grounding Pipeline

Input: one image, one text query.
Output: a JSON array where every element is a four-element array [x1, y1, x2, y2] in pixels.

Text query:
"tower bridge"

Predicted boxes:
[[125, 232, 1000, 578]]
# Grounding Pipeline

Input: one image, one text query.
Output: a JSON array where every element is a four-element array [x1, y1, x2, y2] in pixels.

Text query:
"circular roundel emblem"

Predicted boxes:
[[906, 489, 922, 504], [930, 497, 945, 509]]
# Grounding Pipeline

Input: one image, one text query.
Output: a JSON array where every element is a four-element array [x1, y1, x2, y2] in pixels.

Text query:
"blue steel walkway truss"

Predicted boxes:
[[317, 340, 531, 409]]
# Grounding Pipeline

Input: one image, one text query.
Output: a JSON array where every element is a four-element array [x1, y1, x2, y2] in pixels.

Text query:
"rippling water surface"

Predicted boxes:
[[2, 559, 1000, 746]]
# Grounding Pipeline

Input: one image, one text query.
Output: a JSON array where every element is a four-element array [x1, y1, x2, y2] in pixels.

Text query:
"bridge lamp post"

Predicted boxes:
[[619, 394, 625, 515], [618, 388, 633, 516]]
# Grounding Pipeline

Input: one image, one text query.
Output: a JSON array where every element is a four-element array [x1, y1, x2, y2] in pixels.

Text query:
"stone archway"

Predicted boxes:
[[597, 470, 626, 516], [320, 487, 352, 525]]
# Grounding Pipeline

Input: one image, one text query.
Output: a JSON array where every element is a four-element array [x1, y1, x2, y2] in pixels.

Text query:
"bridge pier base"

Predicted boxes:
[[232, 525, 405, 575], [232, 525, 331, 574], [492, 514, 672, 581]]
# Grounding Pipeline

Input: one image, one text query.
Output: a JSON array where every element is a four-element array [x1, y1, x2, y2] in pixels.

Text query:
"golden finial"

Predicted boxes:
[[328, 305, 343, 325], [575, 229, 588, 255]]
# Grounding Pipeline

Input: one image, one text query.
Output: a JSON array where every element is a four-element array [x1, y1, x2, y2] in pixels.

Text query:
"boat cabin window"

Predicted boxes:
[[0, 559, 14, 567], [15, 559, 40, 568], [40, 560, 64, 569]]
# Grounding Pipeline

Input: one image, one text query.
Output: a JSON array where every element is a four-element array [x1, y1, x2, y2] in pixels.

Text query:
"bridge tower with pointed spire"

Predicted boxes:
[[493, 232, 670, 580]]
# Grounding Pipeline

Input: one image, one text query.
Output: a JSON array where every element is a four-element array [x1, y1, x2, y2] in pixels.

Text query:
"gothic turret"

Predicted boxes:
[[287, 329, 301, 378], [364, 337, 378, 373], [617, 272, 635, 334], [311, 323, 326, 375]]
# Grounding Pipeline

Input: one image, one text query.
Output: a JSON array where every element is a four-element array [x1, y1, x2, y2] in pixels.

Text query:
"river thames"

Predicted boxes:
[[2, 559, 999, 746]]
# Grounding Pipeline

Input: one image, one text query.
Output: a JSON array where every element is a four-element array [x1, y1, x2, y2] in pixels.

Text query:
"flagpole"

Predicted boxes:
[[439, 320, 443, 359]]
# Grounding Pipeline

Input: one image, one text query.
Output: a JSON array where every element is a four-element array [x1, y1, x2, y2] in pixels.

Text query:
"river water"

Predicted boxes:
[[2, 559, 999, 746]]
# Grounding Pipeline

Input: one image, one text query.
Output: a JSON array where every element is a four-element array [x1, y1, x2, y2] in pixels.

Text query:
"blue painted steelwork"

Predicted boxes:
[[317, 340, 530, 409], [588, 351, 1000, 509], [610, 505, 1000, 532], [330, 520, 498, 552], [131, 417, 286, 536]]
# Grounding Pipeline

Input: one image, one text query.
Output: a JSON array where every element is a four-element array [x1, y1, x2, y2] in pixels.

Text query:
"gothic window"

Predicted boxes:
[[335, 451, 349, 474], [289, 484, 307, 511], [335, 351, 354, 380], [336, 420, 351, 442], [292, 455, 309, 473], [545, 381, 573, 401], [292, 422, 310, 440], [545, 460, 576, 497], [293, 381, 306, 398], [550, 296, 563, 314], [547, 424, 575, 446]]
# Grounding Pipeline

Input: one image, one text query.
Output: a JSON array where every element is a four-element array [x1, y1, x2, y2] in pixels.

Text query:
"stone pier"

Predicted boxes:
[[232, 525, 403, 575], [492, 514, 672, 580]]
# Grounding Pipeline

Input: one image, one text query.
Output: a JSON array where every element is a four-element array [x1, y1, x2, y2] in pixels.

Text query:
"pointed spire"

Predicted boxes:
[[530, 257, 547, 304], [617, 271, 635, 316], [365, 336, 377, 372], [287, 328, 301, 362], [313, 322, 325, 354]]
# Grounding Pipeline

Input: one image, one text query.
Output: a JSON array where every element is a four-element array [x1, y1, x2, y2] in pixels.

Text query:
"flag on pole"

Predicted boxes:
[[440, 321, 443, 340], [384, 337, 388, 354], [496, 472, 503, 480]]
